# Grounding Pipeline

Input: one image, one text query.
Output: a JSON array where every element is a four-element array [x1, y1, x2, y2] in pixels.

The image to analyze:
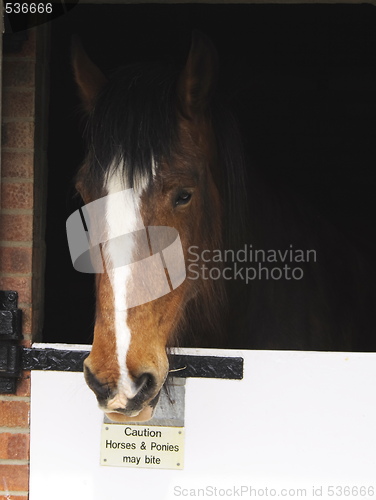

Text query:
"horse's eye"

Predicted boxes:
[[175, 190, 192, 206]]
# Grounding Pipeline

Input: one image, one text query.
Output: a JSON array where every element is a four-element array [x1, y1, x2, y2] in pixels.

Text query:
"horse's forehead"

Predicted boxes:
[[104, 159, 154, 196]]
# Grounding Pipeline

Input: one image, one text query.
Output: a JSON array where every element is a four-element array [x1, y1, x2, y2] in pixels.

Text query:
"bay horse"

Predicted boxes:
[[71, 32, 376, 422]]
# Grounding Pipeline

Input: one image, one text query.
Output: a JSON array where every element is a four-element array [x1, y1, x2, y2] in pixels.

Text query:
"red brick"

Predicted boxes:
[[0, 401, 29, 428], [0, 247, 32, 274], [0, 214, 33, 242], [0, 434, 7, 458], [2, 90, 35, 119], [0, 433, 29, 460], [0, 496, 28, 500], [1, 183, 33, 210], [20, 307, 32, 336], [15, 378, 31, 398], [0, 277, 31, 304], [0, 497, 28, 500], [1, 151, 34, 178], [15, 371, 31, 398], [2, 122, 34, 149], [3, 60, 35, 87], [0, 464, 29, 491]]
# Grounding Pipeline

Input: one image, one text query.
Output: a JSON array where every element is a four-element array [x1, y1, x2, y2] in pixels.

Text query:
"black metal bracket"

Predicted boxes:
[[22, 348, 243, 380], [0, 291, 23, 394]]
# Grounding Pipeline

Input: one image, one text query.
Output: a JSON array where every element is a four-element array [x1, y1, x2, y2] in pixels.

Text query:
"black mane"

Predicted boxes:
[[85, 62, 181, 190]]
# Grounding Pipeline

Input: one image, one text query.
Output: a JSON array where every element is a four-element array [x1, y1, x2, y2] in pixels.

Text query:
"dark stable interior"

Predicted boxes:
[[43, 4, 376, 347]]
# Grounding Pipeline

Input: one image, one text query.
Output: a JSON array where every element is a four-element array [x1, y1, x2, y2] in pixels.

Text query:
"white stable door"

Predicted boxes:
[[30, 347, 376, 500]]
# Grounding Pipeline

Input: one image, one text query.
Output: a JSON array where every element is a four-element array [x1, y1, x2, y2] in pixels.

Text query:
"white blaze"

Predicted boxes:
[[104, 171, 145, 406]]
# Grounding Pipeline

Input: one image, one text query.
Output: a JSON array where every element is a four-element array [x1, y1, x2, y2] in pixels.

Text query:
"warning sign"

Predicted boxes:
[[100, 423, 185, 470]]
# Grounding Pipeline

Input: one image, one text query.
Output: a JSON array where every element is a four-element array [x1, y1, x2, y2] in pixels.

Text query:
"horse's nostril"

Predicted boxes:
[[120, 372, 159, 414], [136, 372, 156, 395], [130, 372, 157, 404], [84, 365, 112, 402]]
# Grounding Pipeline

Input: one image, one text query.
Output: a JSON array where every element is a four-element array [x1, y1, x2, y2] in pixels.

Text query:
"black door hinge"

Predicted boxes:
[[0, 291, 23, 394]]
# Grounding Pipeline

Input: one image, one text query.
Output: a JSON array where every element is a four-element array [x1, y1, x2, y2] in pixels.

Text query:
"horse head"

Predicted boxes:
[[71, 32, 224, 421]]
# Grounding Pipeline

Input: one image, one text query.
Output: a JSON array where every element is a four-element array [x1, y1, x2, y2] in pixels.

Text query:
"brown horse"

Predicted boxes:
[[70, 32, 375, 422], [71, 32, 240, 421]]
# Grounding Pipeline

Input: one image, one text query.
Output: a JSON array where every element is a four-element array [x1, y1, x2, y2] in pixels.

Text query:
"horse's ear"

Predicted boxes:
[[71, 35, 107, 113], [178, 31, 218, 119]]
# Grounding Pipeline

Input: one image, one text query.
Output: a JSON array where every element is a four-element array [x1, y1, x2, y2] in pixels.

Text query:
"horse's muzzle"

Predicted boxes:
[[105, 392, 161, 423], [83, 364, 161, 421]]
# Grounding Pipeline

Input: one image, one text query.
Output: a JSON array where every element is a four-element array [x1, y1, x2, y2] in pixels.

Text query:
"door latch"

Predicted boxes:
[[0, 291, 23, 393]]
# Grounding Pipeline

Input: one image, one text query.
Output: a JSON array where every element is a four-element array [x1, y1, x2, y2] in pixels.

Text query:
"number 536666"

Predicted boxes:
[[5, 3, 53, 14]]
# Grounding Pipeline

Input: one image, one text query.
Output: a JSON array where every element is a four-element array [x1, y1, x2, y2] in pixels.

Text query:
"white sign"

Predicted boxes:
[[100, 423, 185, 470]]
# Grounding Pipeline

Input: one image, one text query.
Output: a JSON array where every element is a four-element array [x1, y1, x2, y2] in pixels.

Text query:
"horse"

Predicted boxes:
[[70, 31, 376, 422]]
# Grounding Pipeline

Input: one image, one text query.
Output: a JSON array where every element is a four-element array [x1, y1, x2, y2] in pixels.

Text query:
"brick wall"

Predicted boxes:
[[0, 25, 49, 499]]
